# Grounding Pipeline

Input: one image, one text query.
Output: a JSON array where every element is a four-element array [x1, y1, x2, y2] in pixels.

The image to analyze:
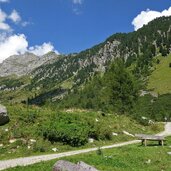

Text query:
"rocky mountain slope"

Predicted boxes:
[[0, 52, 59, 77], [0, 16, 171, 105]]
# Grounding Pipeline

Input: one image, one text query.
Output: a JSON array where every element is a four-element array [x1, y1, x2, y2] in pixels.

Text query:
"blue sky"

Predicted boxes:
[[0, 0, 171, 62]]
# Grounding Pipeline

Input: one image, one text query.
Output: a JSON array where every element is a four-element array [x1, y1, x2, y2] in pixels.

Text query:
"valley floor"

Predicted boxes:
[[1, 122, 171, 171]]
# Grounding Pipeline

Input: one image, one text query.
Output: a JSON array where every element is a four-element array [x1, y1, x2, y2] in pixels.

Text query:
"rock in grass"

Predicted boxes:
[[52, 148, 58, 152], [53, 160, 99, 171], [77, 161, 99, 171], [123, 130, 134, 137], [0, 104, 9, 126], [53, 160, 77, 171], [88, 138, 94, 143], [145, 159, 151, 164]]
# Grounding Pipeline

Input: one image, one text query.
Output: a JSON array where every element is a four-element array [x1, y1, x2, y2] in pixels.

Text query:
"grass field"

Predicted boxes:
[[6, 136, 171, 171], [148, 54, 171, 95]]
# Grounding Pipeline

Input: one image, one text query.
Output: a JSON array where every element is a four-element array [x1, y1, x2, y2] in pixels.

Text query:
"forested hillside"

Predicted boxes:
[[0, 16, 171, 121]]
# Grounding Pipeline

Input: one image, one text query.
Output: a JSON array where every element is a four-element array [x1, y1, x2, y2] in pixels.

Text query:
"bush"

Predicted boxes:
[[96, 147, 103, 156], [40, 112, 114, 147], [90, 123, 113, 140], [33, 140, 48, 152], [156, 59, 160, 64], [42, 122, 89, 147]]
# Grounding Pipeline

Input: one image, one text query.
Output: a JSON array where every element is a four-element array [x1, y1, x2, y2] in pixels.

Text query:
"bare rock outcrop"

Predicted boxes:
[[0, 104, 9, 125], [0, 52, 59, 77], [53, 160, 99, 171]]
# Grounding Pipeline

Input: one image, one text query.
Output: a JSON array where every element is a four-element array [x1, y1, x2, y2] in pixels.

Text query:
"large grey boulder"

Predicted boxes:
[[0, 105, 9, 126], [77, 161, 99, 171], [53, 160, 99, 171]]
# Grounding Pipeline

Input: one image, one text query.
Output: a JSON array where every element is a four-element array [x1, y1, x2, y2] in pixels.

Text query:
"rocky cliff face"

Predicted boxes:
[[0, 52, 59, 77]]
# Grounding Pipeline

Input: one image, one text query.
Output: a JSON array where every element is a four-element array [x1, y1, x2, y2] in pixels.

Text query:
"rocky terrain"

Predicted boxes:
[[0, 104, 9, 126], [0, 52, 59, 77], [0, 16, 171, 106]]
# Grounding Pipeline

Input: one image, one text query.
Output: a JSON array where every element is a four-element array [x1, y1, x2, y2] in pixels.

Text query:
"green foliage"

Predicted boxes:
[[148, 54, 171, 94], [1, 16, 171, 108], [32, 140, 50, 153], [42, 121, 89, 147], [104, 59, 140, 113], [58, 59, 140, 114], [133, 94, 171, 122], [6, 137, 171, 171], [96, 147, 103, 156]]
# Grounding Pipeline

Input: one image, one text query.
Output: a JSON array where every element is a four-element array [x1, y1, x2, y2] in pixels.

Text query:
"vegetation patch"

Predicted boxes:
[[6, 137, 171, 171]]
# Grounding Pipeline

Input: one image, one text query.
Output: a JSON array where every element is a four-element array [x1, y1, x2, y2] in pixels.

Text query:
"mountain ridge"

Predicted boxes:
[[0, 51, 59, 77], [0, 16, 171, 106]]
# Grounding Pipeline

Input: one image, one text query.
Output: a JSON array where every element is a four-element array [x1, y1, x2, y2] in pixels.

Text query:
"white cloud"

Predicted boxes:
[[9, 10, 21, 23], [0, 9, 10, 30], [72, 0, 83, 5], [0, 9, 23, 30], [132, 7, 171, 31], [29, 42, 58, 56], [0, 0, 9, 3], [0, 34, 58, 63], [0, 8, 58, 63], [0, 34, 28, 63], [72, 8, 82, 15], [72, 0, 84, 15], [21, 21, 30, 27]]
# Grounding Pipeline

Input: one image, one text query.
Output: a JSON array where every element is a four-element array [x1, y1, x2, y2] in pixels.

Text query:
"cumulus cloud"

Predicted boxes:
[[0, 9, 10, 30], [0, 7, 57, 63], [0, 34, 27, 63], [132, 7, 171, 31], [0, 8, 24, 31], [29, 42, 58, 56], [9, 10, 21, 23], [72, 0, 83, 5], [0, 34, 58, 63]]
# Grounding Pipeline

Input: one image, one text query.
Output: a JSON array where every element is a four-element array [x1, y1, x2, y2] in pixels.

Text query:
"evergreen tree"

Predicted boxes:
[[104, 59, 140, 113]]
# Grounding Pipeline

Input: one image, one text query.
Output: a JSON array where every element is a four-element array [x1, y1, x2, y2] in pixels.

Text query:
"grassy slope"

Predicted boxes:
[[148, 54, 171, 95], [0, 105, 163, 160], [6, 136, 171, 171]]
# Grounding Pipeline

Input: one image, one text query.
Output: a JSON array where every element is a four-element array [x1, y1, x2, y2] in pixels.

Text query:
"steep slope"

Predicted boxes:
[[0, 52, 59, 77], [26, 16, 171, 104], [1, 16, 171, 105], [148, 54, 171, 94]]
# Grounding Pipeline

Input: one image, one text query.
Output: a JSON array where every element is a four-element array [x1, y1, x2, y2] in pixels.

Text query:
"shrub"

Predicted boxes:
[[42, 122, 89, 147], [90, 123, 113, 140], [156, 59, 160, 64], [96, 147, 103, 156], [33, 140, 48, 152]]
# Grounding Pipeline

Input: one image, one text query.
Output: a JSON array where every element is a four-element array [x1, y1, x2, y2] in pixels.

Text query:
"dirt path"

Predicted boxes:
[[156, 122, 171, 136], [0, 122, 170, 171]]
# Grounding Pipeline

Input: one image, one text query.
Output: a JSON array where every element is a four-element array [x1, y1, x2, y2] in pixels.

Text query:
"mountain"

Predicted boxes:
[[0, 16, 171, 157], [0, 16, 171, 109], [0, 51, 59, 77]]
